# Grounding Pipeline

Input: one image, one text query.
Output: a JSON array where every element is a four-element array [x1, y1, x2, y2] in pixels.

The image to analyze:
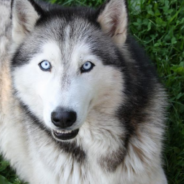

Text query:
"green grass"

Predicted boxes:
[[0, 0, 184, 184], [0, 155, 23, 184]]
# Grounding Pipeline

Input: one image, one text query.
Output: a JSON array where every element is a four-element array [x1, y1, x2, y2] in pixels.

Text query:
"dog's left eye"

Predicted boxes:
[[81, 61, 95, 73], [39, 60, 52, 71]]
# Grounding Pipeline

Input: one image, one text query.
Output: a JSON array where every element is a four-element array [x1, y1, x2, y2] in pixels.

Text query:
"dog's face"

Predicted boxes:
[[11, 0, 128, 141]]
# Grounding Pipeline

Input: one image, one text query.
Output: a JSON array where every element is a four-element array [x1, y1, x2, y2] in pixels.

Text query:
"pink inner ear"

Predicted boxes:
[[97, 0, 128, 46], [17, 9, 29, 32], [16, 2, 27, 21], [97, 0, 127, 36], [109, 14, 119, 37]]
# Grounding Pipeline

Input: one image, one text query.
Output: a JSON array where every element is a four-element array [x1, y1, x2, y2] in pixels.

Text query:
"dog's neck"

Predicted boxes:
[[23, 107, 126, 174]]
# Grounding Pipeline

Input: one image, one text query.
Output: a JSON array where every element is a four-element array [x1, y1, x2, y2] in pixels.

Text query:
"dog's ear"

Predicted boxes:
[[97, 0, 128, 47], [11, 0, 44, 46]]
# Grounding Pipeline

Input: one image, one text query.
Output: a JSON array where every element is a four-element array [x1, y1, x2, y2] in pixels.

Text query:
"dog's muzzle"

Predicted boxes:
[[51, 107, 79, 140]]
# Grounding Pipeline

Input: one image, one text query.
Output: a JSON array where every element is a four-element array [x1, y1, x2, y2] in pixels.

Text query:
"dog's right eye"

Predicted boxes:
[[39, 60, 52, 72], [80, 61, 95, 73]]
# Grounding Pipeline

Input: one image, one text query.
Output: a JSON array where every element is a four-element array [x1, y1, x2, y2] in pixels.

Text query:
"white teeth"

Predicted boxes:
[[55, 130, 72, 134]]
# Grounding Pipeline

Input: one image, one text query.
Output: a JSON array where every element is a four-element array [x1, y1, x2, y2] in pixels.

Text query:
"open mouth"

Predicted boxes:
[[52, 129, 79, 141]]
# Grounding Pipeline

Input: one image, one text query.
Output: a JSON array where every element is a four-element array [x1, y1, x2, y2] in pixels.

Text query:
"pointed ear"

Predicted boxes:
[[97, 0, 128, 47], [11, 0, 43, 46]]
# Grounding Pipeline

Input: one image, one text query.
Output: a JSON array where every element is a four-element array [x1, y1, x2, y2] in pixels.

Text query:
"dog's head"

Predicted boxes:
[[11, 0, 128, 141]]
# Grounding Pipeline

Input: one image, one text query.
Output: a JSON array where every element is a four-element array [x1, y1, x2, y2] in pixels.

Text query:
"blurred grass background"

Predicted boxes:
[[0, 0, 184, 184]]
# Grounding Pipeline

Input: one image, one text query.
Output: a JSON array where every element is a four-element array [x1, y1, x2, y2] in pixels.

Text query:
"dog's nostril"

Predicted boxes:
[[51, 108, 77, 128], [51, 112, 61, 126], [67, 111, 77, 126]]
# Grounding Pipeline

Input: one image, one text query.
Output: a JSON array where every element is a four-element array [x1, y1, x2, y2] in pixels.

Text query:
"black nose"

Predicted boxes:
[[51, 107, 77, 128]]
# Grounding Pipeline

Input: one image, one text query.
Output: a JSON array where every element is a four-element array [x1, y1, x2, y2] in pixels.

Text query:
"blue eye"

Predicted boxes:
[[39, 60, 51, 71], [81, 61, 95, 73]]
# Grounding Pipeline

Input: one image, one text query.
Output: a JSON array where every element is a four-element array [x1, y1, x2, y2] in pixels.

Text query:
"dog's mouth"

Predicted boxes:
[[52, 129, 79, 141]]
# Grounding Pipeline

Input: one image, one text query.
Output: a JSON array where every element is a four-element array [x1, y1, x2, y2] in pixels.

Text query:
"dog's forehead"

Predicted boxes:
[[35, 18, 97, 62], [37, 16, 118, 62], [12, 12, 119, 68], [37, 14, 97, 40]]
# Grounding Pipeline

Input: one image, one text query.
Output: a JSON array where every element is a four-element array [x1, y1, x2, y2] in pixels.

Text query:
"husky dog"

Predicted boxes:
[[0, 0, 167, 183]]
